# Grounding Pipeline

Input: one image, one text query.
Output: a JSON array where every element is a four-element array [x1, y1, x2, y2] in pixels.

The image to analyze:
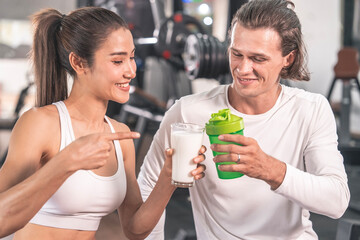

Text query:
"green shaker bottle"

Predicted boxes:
[[205, 109, 244, 179]]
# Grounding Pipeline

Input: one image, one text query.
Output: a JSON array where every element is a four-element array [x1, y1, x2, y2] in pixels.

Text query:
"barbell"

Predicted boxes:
[[183, 33, 229, 80]]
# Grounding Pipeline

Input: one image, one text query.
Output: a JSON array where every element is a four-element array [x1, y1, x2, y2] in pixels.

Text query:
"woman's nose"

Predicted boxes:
[[124, 61, 136, 79]]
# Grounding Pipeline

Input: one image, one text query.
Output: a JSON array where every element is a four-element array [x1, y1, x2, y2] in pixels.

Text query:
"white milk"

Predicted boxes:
[[171, 131, 204, 186]]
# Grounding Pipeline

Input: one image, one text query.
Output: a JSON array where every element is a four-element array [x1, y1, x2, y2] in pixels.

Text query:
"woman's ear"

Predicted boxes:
[[284, 50, 296, 68], [69, 52, 87, 75]]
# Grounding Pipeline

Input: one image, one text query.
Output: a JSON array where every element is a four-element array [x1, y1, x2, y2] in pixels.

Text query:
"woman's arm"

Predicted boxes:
[[118, 139, 175, 240], [0, 107, 72, 237], [0, 108, 140, 237], [117, 122, 205, 240], [0, 152, 74, 237]]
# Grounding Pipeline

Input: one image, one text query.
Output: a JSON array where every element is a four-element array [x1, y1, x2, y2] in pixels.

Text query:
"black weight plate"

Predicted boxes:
[[207, 35, 218, 78], [215, 37, 228, 76], [183, 34, 201, 80], [201, 34, 211, 78], [221, 41, 230, 75], [195, 33, 206, 79], [155, 13, 206, 61]]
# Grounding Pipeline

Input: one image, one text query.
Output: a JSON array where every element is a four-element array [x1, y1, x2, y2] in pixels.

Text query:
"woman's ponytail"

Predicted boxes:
[[31, 9, 68, 107]]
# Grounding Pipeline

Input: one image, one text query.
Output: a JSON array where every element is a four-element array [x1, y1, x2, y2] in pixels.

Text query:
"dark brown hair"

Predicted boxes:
[[31, 7, 129, 107], [228, 0, 310, 81]]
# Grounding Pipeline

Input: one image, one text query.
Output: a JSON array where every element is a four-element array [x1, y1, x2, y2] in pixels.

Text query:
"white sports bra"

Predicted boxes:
[[29, 101, 127, 231]]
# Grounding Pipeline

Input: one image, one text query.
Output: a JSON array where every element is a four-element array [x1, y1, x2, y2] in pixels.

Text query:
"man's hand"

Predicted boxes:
[[211, 134, 286, 190]]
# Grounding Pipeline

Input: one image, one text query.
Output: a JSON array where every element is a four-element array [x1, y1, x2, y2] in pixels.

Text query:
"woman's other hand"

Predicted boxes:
[[163, 145, 207, 181]]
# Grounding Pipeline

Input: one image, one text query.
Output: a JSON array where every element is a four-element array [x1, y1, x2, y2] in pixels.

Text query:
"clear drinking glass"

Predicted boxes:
[[171, 123, 204, 187]]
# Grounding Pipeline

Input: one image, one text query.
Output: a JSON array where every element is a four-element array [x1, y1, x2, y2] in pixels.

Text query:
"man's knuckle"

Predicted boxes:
[[229, 144, 236, 152]]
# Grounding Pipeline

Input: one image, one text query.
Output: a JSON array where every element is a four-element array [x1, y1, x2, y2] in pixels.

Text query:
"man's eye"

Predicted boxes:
[[113, 61, 123, 64], [232, 52, 242, 57], [253, 57, 266, 62]]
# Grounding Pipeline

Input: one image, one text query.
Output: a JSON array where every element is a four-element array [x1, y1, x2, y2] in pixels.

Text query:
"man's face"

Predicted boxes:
[[229, 23, 292, 99]]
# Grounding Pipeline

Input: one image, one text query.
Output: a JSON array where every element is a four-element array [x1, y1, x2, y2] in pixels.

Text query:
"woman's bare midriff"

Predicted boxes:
[[13, 223, 96, 240]]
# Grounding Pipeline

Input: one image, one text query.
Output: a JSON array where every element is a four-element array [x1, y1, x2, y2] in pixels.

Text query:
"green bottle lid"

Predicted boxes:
[[205, 109, 244, 135]]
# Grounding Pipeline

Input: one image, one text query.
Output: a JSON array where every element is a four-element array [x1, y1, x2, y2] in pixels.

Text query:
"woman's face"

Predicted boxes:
[[87, 27, 136, 104]]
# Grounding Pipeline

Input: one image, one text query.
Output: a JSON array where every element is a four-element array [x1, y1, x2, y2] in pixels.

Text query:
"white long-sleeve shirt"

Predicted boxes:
[[137, 84, 350, 240]]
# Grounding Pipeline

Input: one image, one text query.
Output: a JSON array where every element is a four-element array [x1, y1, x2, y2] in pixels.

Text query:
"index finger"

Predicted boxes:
[[198, 145, 207, 154], [218, 134, 248, 145], [105, 131, 141, 141]]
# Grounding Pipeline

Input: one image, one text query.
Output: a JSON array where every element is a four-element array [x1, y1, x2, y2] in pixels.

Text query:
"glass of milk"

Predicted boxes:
[[171, 123, 204, 188]]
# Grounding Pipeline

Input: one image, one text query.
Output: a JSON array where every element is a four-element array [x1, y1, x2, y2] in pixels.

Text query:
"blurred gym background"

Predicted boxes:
[[1, 0, 360, 239]]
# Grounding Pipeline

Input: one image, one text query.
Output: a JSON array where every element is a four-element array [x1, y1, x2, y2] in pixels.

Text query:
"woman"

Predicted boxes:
[[0, 7, 206, 240]]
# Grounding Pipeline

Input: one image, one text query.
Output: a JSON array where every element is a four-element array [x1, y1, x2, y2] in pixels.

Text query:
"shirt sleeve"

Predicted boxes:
[[274, 95, 350, 219], [137, 100, 183, 239]]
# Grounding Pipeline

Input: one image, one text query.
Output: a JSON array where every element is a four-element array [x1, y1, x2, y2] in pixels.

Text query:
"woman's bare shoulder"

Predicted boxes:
[[107, 117, 131, 133], [10, 105, 60, 149], [106, 117, 135, 160], [16, 105, 59, 130], [4, 105, 60, 176]]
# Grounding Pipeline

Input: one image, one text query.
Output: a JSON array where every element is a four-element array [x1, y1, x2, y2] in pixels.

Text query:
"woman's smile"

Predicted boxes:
[[115, 82, 131, 91]]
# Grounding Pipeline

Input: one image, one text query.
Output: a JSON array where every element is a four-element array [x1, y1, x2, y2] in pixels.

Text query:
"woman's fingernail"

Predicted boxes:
[[218, 135, 224, 140]]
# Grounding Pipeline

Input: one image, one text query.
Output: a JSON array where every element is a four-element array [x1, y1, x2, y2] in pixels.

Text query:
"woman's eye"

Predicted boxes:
[[112, 61, 123, 64]]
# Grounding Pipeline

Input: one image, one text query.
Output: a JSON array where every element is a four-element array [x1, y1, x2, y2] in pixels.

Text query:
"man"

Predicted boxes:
[[138, 0, 350, 239]]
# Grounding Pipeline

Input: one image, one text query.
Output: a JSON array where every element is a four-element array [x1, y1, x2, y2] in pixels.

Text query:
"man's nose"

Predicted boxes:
[[236, 58, 253, 74]]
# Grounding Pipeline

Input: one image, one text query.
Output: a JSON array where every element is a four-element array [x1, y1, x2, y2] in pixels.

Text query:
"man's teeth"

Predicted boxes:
[[239, 79, 253, 81], [116, 83, 129, 87]]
